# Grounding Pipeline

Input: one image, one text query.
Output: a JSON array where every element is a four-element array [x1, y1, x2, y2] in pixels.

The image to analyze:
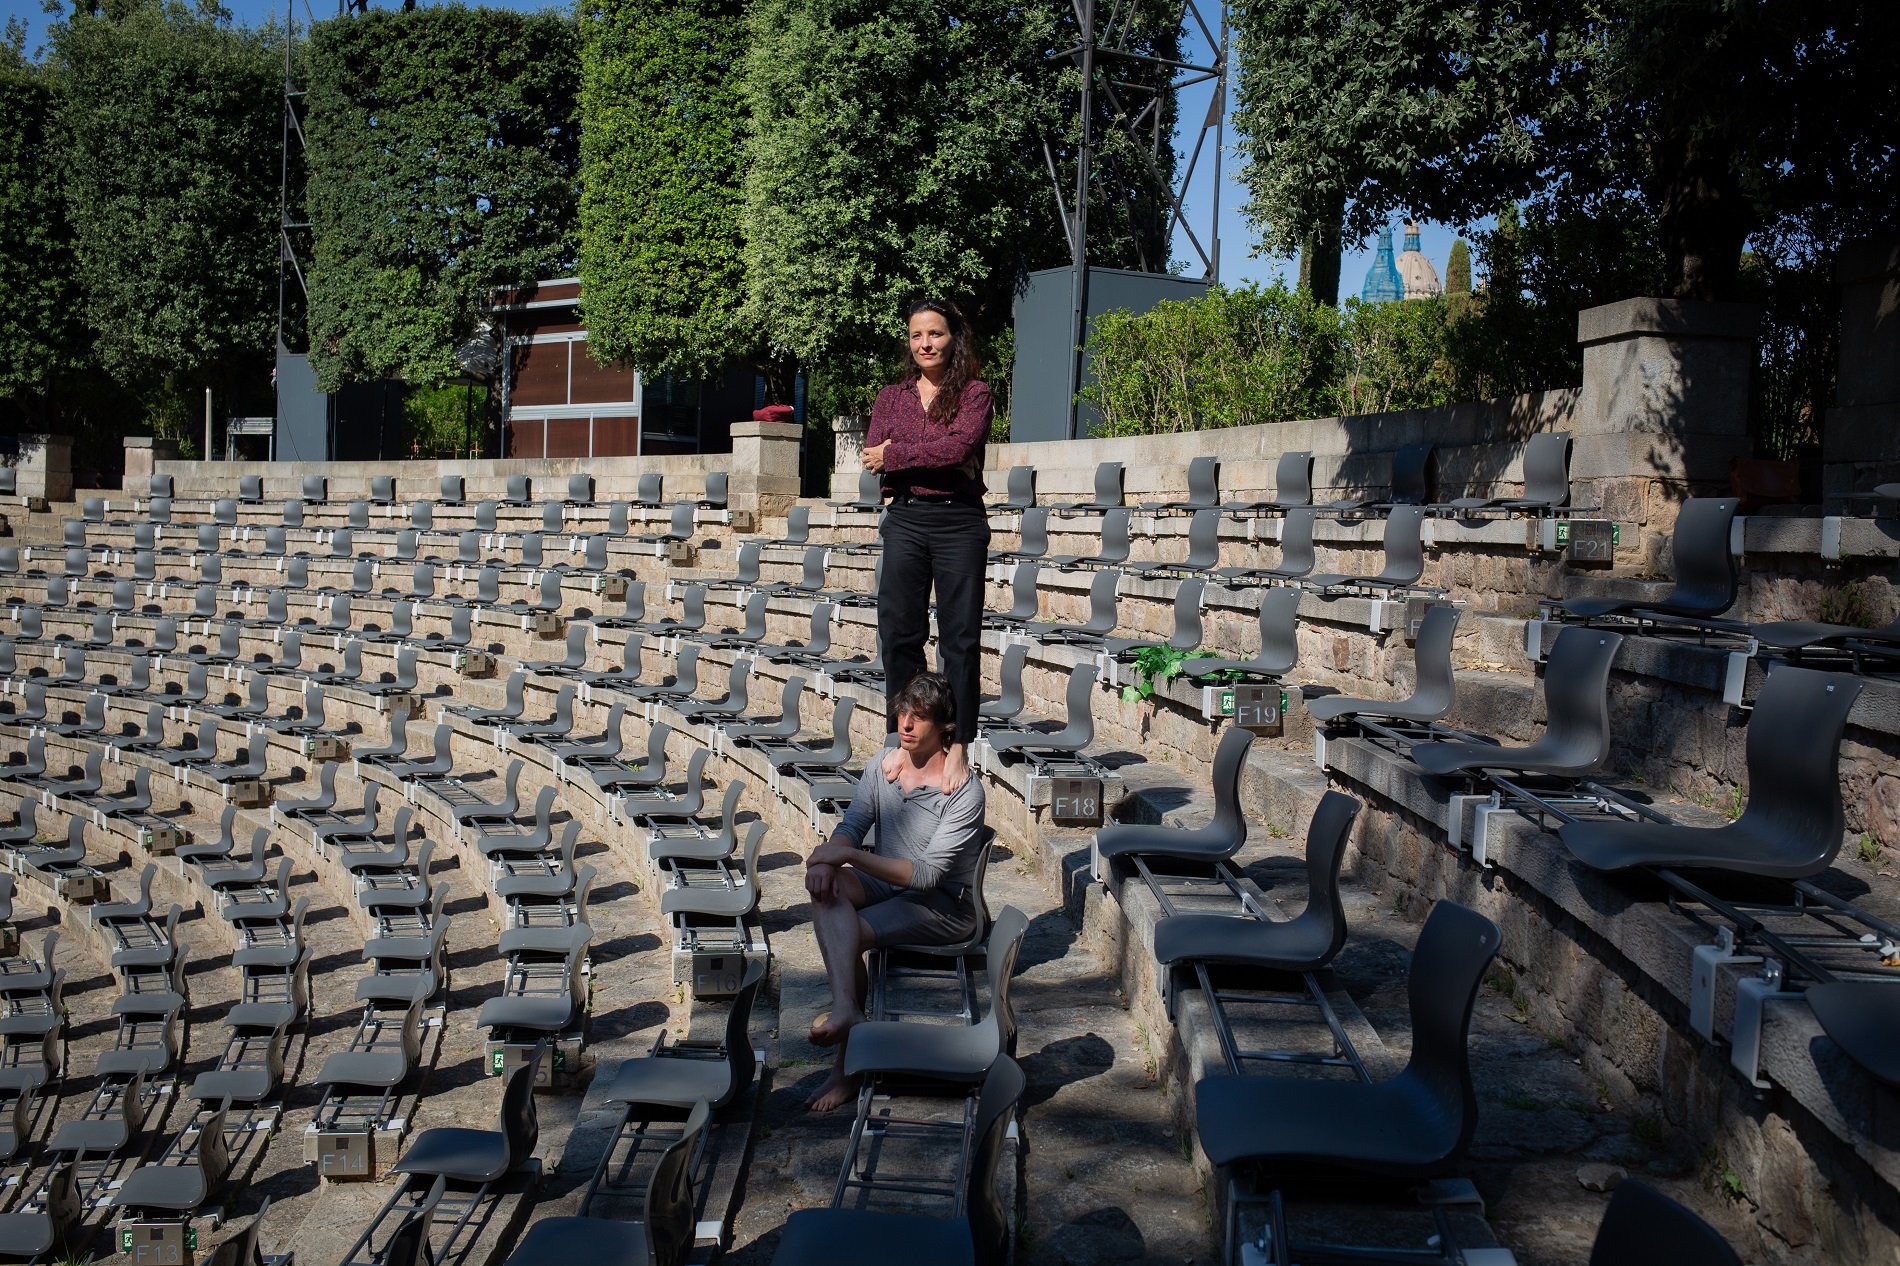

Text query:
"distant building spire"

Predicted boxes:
[[1360, 226, 1404, 303]]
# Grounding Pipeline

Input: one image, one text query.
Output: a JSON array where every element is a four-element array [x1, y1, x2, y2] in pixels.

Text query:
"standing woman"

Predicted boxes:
[[863, 298, 992, 792]]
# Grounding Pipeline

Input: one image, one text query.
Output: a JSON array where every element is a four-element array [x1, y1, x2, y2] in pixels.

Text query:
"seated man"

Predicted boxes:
[[804, 671, 987, 1112]]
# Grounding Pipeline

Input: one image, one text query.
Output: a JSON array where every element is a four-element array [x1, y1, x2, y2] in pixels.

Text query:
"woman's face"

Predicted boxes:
[[908, 309, 953, 374]]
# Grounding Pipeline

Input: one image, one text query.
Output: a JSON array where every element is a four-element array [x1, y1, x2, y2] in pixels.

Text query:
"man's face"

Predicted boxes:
[[896, 708, 946, 758]]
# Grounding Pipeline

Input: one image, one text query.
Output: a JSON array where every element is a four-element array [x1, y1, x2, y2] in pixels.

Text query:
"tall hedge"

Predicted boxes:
[[0, 53, 86, 423], [305, 8, 580, 390], [577, 0, 753, 380], [741, 0, 1068, 367], [52, 3, 279, 393]]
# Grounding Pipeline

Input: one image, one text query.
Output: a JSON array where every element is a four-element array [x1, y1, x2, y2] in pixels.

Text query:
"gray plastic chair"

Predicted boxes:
[[979, 642, 1029, 722], [1021, 570, 1118, 645], [844, 906, 1029, 1081], [985, 562, 1042, 629], [1044, 506, 1130, 570], [1560, 497, 1739, 622], [114, 1103, 233, 1214], [1194, 900, 1499, 1176], [393, 1043, 541, 1184], [1153, 790, 1360, 973], [1304, 504, 1428, 591], [300, 475, 327, 504], [1450, 431, 1571, 513], [1306, 604, 1459, 726], [988, 506, 1049, 564], [1138, 454, 1219, 513], [1127, 506, 1222, 577], [1412, 627, 1622, 779], [1216, 505, 1318, 585], [600, 958, 767, 1115], [998, 464, 1036, 510], [1103, 578, 1204, 659], [502, 1101, 711, 1266], [1053, 460, 1124, 515], [1560, 666, 1863, 879], [770, 1057, 1025, 1266], [1094, 725, 1253, 873], [1180, 586, 1301, 680], [0, 1160, 81, 1259], [983, 664, 1097, 760]]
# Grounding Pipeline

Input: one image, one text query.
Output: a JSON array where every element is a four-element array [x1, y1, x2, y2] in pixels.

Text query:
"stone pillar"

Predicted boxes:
[[1822, 236, 1900, 503], [11, 434, 73, 504], [831, 415, 869, 499], [121, 436, 181, 491], [1572, 298, 1760, 565], [728, 420, 803, 525]]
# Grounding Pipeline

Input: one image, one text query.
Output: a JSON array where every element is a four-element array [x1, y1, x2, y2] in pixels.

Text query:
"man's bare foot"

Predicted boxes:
[[808, 1007, 863, 1048], [807, 1068, 859, 1113]]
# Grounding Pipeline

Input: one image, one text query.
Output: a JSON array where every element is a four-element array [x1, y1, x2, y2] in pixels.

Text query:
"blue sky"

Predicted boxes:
[[5, 0, 1479, 299]]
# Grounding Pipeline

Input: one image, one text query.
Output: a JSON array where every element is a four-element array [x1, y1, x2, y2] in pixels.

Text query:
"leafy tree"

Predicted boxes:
[[51, 1, 279, 397], [741, 0, 1070, 371], [576, 0, 754, 382], [1445, 239, 1471, 296], [0, 52, 87, 428], [305, 8, 580, 390], [1233, 0, 1898, 302]]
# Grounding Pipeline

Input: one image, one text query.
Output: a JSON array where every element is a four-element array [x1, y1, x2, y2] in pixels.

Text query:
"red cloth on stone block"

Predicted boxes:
[[752, 404, 795, 423]]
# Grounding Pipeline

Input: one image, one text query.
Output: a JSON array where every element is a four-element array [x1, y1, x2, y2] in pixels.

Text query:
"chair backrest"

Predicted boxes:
[[346, 501, 370, 531], [1406, 603, 1460, 717], [498, 1044, 541, 1172], [1276, 507, 1318, 575], [1082, 570, 1119, 634], [989, 642, 1028, 718], [1096, 508, 1131, 562], [1389, 443, 1434, 504], [439, 475, 465, 505], [857, 468, 881, 504], [239, 475, 263, 503], [382, 1177, 444, 1266], [539, 503, 563, 534], [1092, 461, 1124, 507], [1182, 455, 1219, 507], [1536, 627, 1623, 774], [1377, 505, 1427, 584], [1182, 507, 1222, 568], [668, 501, 695, 539], [411, 501, 435, 532], [1588, 1178, 1741, 1266], [1661, 496, 1740, 616], [1005, 465, 1035, 508], [977, 905, 1030, 1058], [967, 1055, 1028, 1266], [641, 1099, 711, 1265], [702, 470, 727, 508], [1166, 579, 1205, 650], [1396, 900, 1500, 1168], [1520, 431, 1571, 507], [1252, 586, 1302, 673], [732, 541, 762, 585], [300, 475, 326, 504], [474, 501, 499, 533], [195, 1103, 233, 1192], [1736, 666, 1863, 873], [635, 472, 663, 505], [566, 473, 593, 505], [1205, 725, 1253, 850], [1003, 563, 1041, 623], [717, 957, 771, 1109], [1274, 450, 1313, 507], [505, 475, 531, 505], [1017, 507, 1049, 557], [1292, 790, 1359, 968]]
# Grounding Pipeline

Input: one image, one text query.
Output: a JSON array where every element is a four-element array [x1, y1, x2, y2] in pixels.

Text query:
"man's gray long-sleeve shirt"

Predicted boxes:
[[834, 764, 987, 891]]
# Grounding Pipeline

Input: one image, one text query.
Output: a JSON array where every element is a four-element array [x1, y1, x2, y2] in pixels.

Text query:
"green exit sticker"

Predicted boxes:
[[491, 1048, 506, 1074], [1554, 522, 1621, 546], [1218, 689, 1235, 716]]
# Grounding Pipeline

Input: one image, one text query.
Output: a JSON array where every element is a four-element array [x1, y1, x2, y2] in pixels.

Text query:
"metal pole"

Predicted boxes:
[[1066, 0, 1096, 441], [1210, 3, 1227, 282], [205, 387, 214, 461]]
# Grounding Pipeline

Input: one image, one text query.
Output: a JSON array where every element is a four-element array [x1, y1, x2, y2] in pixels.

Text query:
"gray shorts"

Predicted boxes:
[[856, 872, 978, 948]]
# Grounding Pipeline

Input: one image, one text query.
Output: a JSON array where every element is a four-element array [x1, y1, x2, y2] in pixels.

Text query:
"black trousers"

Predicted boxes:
[[878, 498, 991, 746]]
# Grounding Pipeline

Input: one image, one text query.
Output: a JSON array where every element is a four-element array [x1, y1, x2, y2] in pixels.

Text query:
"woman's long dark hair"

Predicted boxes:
[[904, 298, 982, 425]]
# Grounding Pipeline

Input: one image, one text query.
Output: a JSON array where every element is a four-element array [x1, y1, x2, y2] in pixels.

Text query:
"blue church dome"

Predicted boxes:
[[1360, 226, 1404, 303]]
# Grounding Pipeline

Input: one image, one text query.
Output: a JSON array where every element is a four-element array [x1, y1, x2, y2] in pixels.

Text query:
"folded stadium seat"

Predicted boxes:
[[48, 1066, 149, 1160], [981, 663, 1098, 763], [1557, 497, 1741, 627], [113, 1101, 235, 1221], [1213, 505, 1319, 587], [344, 500, 371, 532], [1224, 450, 1315, 517], [1305, 603, 1460, 727], [1019, 570, 1118, 646], [369, 475, 396, 506], [316, 994, 427, 1093], [1051, 460, 1124, 516], [1101, 577, 1204, 660], [770, 1057, 1024, 1266], [634, 502, 696, 549], [1410, 627, 1623, 780], [568, 720, 670, 795], [1125, 506, 1222, 580], [699, 471, 728, 511], [1447, 430, 1574, 515], [382, 724, 455, 782], [987, 506, 1049, 566], [541, 701, 629, 768], [422, 756, 523, 828], [0, 1160, 82, 1260], [497, 1102, 710, 1266], [357, 839, 439, 922], [1749, 612, 1900, 662], [392, 1040, 541, 1187], [1151, 789, 1359, 975], [753, 698, 856, 786], [331, 806, 421, 879], [237, 475, 264, 504], [524, 622, 593, 676], [1043, 506, 1131, 571], [299, 475, 327, 505], [219, 856, 295, 925], [436, 474, 464, 506], [504, 475, 532, 506], [1192, 899, 1498, 1175], [1806, 981, 1900, 1092], [828, 469, 884, 513], [1178, 586, 1302, 682], [996, 464, 1039, 511], [842, 905, 1028, 1088], [1301, 504, 1431, 593], [1138, 453, 1221, 514], [447, 667, 529, 725], [477, 924, 590, 1035], [754, 604, 837, 668], [598, 956, 766, 1112], [756, 544, 830, 600], [1558, 666, 1862, 879], [1091, 723, 1251, 871]]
